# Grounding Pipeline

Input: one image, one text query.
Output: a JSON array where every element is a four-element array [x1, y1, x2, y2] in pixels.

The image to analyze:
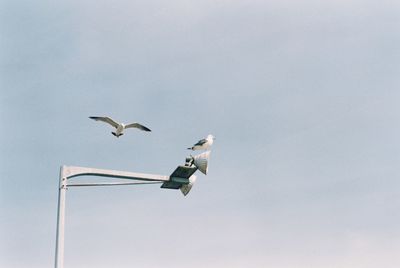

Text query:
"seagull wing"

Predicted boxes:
[[193, 138, 207, 146], [89, 116, 119, 128], [125, 123, 151, 132]]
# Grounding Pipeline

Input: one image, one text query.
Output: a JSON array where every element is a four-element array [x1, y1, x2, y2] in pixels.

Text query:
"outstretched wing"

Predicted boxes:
[[193, 138, 207, 146], [125, 122, 151, 132], [89, 116, 119, 128]]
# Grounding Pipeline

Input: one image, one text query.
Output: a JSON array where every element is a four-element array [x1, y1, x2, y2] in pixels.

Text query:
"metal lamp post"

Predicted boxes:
[[54, 151, 210, 268]]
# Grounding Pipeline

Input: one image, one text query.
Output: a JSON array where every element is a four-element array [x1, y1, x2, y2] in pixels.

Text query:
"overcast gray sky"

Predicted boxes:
[[1, 0, 400, 267]]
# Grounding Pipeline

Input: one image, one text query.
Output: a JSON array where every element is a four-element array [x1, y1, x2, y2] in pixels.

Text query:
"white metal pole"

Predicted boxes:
[[53, 165, 179, 268], [55, 166, 67, 268]]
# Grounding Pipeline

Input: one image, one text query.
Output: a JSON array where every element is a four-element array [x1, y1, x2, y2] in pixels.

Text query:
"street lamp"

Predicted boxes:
[[54, 152, 210, 268]]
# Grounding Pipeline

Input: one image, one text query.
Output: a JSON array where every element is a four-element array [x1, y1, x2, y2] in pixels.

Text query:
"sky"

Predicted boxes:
[[1, 0, 400, 267]]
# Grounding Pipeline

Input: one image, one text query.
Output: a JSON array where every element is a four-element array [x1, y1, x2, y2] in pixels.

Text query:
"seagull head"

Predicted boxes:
[[207, 134, 215, 141]]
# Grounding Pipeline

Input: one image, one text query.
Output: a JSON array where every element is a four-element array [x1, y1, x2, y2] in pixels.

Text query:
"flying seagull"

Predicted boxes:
[[187, 134, 215, 150], [89, 116, 151, 137]]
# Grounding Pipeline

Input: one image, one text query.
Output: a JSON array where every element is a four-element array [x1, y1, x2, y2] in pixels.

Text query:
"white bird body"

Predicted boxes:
[[89, 116, 151, 137], [114, 123, 125, 137], [188, 134, 215, 150]]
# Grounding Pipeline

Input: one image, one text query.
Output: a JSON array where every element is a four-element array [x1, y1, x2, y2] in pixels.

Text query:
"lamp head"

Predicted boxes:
[[180, 175, 197, 196], [191, 151, 210, 175], [162, 151, 211, 196]]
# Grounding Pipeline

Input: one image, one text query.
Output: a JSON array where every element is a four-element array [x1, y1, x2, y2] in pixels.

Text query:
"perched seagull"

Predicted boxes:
[[89, 116, 151, 137], [187, 134, 215, 150]]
